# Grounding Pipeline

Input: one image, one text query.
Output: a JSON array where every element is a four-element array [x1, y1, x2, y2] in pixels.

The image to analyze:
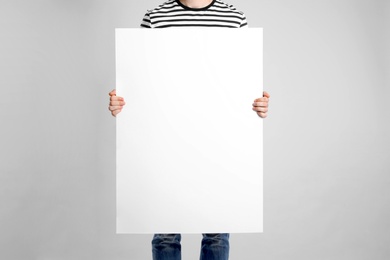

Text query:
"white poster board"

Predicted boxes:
[[116, 28, 263, 234]]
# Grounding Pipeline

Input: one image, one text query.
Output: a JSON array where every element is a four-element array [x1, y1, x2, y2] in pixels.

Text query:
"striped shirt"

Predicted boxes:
[[140, 0, 248, 28]]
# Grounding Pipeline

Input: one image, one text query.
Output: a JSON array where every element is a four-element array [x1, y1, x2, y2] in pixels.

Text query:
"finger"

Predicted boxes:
[[257, 112, 267, 118], [263, 91, 270, 98], [110, 100, 126, 106], [252, 107, 268, 113], [254, 97, 269, 102], [109, 105, 124, 111], [112, 109, 122, 117], [109, 89, 116, 96], [110, 95, 124, 101], [252, 101, 268, 107]]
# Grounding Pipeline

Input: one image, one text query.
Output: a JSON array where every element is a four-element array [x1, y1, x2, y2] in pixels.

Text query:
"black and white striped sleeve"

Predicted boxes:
[[140, 11, 152, 28], [240, 12, 248, 28]]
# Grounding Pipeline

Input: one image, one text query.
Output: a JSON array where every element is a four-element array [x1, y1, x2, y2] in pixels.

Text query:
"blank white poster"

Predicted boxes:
[[116, 28, 263, 234]]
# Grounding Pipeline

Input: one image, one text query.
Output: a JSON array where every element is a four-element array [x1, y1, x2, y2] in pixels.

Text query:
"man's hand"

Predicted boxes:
[[108, 89, 126, 117], [252, 91, 270, 118]]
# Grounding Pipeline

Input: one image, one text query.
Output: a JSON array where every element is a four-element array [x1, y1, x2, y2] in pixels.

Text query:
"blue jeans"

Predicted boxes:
[[152, 233, 230, 260]]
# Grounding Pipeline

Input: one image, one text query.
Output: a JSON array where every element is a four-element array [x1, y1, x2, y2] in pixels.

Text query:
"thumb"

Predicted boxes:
[[109, 89, 116, 96], [263, 91, 270, 98]]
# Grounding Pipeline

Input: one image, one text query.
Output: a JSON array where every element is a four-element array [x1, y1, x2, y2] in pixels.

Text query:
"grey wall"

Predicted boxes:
[[0, 0, 389, 259]]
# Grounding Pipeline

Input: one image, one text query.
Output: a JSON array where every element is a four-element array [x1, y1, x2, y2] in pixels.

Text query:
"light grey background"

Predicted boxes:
[[0, 0, 389, 259]]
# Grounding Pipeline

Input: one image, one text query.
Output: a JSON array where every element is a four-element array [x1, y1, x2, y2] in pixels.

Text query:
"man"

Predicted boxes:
[[109, 0, 270, 259]]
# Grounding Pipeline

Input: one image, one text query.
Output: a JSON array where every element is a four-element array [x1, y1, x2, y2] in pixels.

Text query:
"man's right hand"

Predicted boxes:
[[108, 89, 126, 117]]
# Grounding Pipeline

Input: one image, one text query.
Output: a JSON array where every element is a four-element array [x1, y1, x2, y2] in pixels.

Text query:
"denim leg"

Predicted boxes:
[[200, 233, 230, 260], [152, 233, 182, 260]]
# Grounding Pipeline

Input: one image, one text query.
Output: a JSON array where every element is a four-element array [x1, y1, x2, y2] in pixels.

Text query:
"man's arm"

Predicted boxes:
[[140, 11, 152, 28], [109, 11, 151, 118], [240, 12, 248, 28]]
